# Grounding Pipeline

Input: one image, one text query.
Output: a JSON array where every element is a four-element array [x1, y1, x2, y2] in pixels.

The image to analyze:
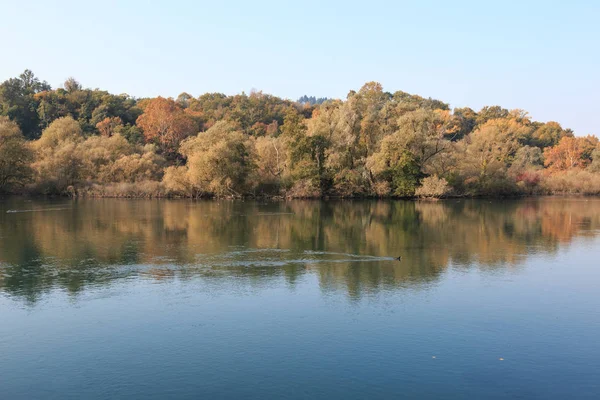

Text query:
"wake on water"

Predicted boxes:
[[191, 248, 398, 268], [6, 208, 71, 214]]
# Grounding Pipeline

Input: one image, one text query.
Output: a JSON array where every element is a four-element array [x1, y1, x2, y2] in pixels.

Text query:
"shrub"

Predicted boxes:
[[415, 175, 450, 198], [286, 178, 322, 198], [515, 170, 542, 194], [163, 166, 202, 198], [76, 181, 166, 198], [541, 170, 600, 195]]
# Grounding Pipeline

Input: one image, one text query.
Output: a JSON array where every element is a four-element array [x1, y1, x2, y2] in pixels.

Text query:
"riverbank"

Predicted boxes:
[[4, 169, 600, 200], [4, 187, 600, 201]]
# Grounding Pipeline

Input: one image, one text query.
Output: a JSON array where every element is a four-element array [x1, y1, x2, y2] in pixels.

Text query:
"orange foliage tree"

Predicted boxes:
[[543, 136, 598, 172], [136, 97, 197, 155], [96, 117, 123, 137]]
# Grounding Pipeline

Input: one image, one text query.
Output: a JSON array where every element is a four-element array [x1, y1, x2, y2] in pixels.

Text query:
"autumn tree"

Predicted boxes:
[[77, 134, 133, 181], [104, 144, 166, 183], [309, 100, 369, 196], [255, 135, 287, 192], [2, 69, 600, 198], [163, 164, 198, 197], [455, 117, 531, 194], [543, 136, 598, 172], [35, 116, 83, 149], [136, 97, 197, 156], [415, 176, 450, 198], [165, 121, 257, 197], [355, 82, 390, 156], [32, 117, 84, 193], [0, 116, 34, 192], [96, 117, 123, 137], [365, 109, 453, 197], [326, 97, 365, 195], [394, 109, 454, 173]]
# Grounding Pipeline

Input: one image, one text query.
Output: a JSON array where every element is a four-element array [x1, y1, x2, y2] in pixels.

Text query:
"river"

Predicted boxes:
[[1, 198, 599, 399]]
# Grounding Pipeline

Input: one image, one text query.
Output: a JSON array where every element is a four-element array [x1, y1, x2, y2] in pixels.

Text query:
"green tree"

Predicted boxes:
[[476, 105, 509, 126], [0, 70, 50, 138], [367, 133, 422, 197], [63, 77, 82, 93], [510, 145, 544, 172], [282, 110, 330, 195], [529, 121, 573, 149], [447, 107, 477, 140]]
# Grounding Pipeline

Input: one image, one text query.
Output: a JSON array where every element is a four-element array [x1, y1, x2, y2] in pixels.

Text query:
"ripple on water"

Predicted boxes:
[[193, 248, 396, 268]]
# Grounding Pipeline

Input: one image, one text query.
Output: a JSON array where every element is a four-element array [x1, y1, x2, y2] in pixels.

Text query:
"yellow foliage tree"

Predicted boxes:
[[163, 121, 257, 197], [0, 116, 34, 192]]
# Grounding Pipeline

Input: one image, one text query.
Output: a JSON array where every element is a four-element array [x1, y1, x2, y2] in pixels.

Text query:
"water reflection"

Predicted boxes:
[[1, 197, 599, 304]]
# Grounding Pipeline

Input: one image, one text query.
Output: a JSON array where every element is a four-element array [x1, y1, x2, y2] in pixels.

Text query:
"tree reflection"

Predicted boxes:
[[1, 198, 599, 304]]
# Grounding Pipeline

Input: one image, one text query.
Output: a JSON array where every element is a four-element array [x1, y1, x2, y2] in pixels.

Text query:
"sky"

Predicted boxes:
[[1, 0, 599, 135]]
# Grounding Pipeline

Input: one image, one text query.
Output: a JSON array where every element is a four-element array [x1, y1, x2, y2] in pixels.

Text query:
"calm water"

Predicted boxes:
[[1, 198, 599, 399]]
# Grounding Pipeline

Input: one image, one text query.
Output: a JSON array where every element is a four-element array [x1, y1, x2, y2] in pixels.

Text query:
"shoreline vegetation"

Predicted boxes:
[[1, 70, 600, 199]]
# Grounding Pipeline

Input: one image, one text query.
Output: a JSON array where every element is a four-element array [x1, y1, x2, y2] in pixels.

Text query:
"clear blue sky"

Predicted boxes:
[[1, 0, 598, 135]]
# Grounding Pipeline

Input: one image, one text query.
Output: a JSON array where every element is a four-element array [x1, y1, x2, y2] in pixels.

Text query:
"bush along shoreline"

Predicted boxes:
[[2, 71, 600, 199]]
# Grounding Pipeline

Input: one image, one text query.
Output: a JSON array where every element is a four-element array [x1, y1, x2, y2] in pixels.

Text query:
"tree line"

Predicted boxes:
[[1, 70, 599, 198]]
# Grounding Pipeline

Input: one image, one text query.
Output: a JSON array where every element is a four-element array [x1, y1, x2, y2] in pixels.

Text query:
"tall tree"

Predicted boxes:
[[0, 70, 50, 138], [136, 97, 197, 156]]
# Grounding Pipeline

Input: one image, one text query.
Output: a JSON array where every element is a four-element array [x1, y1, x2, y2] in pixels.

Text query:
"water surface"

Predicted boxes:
[[1, 198, 599, 399]]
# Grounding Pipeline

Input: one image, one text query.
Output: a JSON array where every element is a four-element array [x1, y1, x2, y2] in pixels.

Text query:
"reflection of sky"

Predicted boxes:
[[1, 235, 599, 399]]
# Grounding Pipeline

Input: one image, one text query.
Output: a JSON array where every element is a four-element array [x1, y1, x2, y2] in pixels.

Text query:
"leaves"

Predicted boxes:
[[1, 70, 599, 198], [543, 136, 598, 172], [0, 116, 34, 191], [164, 121, 257, 197], [136, 97, 197, 156]]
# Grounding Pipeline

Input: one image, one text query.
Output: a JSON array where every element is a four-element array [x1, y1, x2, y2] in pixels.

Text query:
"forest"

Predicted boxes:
[[1, 69, 599, 198]]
